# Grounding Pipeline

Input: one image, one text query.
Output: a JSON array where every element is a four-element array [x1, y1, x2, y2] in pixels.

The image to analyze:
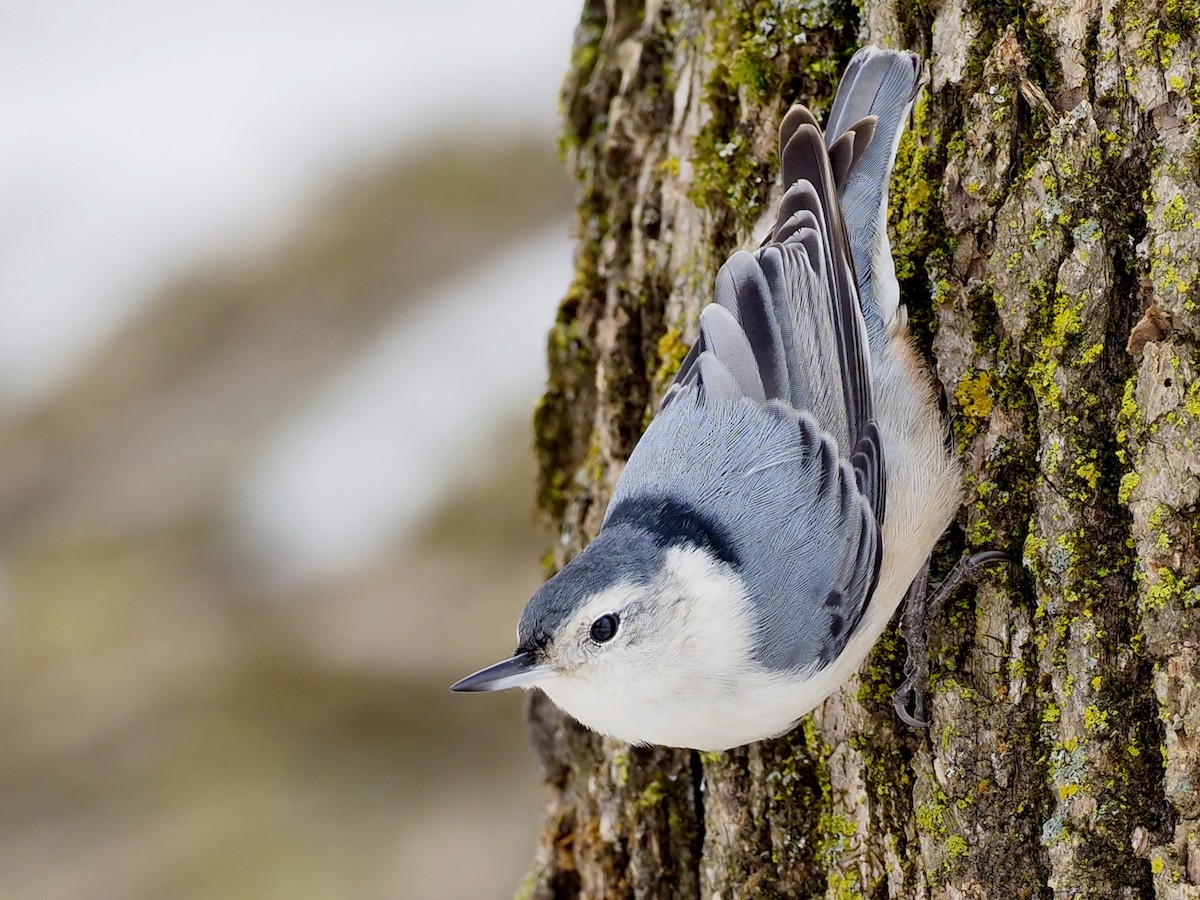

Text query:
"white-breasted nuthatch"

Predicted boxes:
[[451, 47, 964, 751]]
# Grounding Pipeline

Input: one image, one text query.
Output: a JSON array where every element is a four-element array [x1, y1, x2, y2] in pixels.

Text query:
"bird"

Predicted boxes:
[[450, 47, 963, 751]]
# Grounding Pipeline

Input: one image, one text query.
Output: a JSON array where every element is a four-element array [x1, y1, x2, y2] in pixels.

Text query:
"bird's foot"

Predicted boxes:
[[893, 551, 1018, 728]]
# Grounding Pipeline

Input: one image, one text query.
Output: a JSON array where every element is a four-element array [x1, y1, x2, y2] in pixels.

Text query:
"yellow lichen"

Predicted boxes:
[[955, 371, 994, 419], [1118, 471, 1141, 503]]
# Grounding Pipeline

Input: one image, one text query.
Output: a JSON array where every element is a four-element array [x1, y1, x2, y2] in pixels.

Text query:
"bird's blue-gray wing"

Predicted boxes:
[[609, 395, 882, 672], [671, 49, 919, 398], [631, 108, 889, 672]]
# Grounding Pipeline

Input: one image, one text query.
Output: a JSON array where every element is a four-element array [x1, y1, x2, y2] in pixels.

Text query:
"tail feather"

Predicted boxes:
[[825, 49, 919, 145], [824, 48, 922, 347]]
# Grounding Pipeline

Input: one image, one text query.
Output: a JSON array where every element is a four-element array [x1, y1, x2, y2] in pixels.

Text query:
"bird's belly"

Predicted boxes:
[[538, 667, 836, 752]]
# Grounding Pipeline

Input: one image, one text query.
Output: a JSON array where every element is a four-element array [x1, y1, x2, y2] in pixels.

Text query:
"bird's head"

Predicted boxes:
[[451, 521, 756, 748]]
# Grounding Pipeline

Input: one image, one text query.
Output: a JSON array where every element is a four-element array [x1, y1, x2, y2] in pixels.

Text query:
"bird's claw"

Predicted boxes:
[[894, 550, 1018, 730], [893, 676, 929, 728]]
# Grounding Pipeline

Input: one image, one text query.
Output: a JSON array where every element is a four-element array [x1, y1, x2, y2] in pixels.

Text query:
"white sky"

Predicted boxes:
[[0, 0, 581, 406]]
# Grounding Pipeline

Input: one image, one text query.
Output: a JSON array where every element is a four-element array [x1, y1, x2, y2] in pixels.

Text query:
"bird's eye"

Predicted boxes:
[[590, 613, 619, 643]]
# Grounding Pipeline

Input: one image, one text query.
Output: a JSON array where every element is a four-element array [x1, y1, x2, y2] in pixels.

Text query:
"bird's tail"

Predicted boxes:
[[823, 48, 922, 348]]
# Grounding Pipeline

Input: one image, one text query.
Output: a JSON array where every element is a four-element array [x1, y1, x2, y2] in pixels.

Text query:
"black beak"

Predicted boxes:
[[450, 651, 550, 693]]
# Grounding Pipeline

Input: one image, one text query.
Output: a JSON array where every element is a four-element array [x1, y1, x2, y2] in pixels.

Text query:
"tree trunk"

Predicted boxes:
[[522, 0, 1200, 896]]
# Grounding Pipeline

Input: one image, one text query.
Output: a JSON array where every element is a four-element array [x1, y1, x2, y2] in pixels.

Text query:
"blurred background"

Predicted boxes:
[[0, 1, 581, 897]]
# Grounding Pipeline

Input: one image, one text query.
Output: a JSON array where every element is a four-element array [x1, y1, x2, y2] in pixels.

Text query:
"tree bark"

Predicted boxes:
[[523, 0, 1200, 896]]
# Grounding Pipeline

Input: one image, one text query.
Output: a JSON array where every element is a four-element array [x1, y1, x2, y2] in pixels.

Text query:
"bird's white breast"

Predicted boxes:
[[537, 546, 799, 750]]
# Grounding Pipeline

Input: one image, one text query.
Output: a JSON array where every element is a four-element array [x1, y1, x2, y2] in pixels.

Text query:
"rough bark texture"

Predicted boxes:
[[522, 0, 1200, 896]]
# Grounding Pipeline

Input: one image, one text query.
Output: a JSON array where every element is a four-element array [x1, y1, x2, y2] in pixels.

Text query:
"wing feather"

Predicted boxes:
[[695, 352, 742, 401], [698, 303, 766, 402]]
